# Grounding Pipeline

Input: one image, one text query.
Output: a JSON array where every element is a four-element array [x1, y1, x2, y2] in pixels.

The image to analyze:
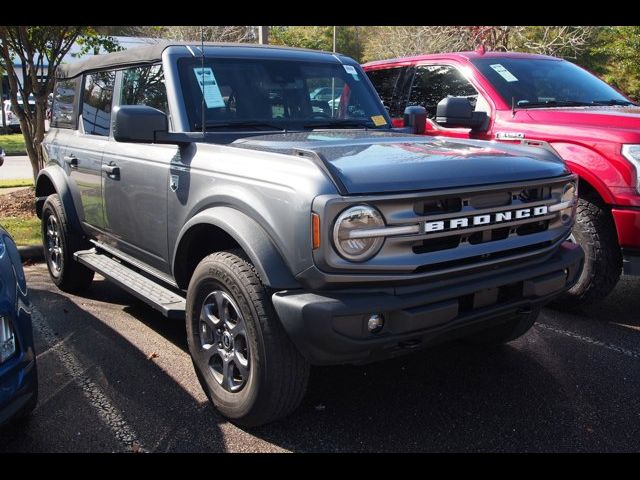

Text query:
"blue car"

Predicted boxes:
[[0, 225, 37, 426]]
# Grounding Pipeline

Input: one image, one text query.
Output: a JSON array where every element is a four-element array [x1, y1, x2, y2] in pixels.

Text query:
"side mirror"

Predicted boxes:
[[112, 105, 168, 143], [403, 105, 427, 134], [435, 97, 488, 130]]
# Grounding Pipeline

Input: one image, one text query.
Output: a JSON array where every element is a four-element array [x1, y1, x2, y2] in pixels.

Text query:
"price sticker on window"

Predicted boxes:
[[193, 67, 225, 108], [489, 64, 518, 82]]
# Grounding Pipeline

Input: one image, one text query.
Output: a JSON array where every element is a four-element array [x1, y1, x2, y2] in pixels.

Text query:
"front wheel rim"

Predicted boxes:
[[198, 290, 250, 393], [45, 214, 63, 275]]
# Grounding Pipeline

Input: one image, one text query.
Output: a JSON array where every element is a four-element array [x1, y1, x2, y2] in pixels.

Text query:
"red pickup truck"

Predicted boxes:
[[363, 51, 640, 306]]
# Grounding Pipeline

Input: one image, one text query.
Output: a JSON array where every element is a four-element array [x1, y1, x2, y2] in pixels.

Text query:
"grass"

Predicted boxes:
[[0, 216, 41, 246], [0, 178, 33, 188], [0, 133, 26, 155]]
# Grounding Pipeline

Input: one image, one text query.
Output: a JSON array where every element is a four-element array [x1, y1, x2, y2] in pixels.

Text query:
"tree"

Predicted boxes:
[[0, 27, 120, 180], [361, 26, 598, 63], [269, 26, 364, 62], [589, 26, 640, 101]]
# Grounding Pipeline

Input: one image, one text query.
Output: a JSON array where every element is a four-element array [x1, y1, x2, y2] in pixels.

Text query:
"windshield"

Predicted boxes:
[[177, 57, 390, 131], [471, 58, 635, 108]]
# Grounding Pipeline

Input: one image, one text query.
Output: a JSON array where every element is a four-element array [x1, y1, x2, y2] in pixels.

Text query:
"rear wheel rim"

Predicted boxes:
[[198, 290, 250, 393], [45, 214, 63, 275]]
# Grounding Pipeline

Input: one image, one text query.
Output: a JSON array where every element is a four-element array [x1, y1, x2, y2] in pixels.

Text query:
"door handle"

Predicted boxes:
[[101, 163, 120, 179], [63, 155, 78, 168]]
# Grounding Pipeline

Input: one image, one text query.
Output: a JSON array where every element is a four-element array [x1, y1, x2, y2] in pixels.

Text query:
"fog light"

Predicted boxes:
[[0, 315, 16, 363], [367, 314, 384, 333]]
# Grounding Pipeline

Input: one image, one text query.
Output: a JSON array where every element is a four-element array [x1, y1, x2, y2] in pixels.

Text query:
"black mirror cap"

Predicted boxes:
[[403, 105, 427, 134], [112, 105, 168, 143], [435, 96, 488, 130]]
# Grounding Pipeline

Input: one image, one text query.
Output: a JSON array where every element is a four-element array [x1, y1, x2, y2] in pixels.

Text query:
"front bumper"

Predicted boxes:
[[272, 241, 583, 365]]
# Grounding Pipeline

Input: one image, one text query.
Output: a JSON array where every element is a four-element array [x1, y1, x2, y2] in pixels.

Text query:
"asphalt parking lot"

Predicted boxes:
[[1, 262, 639, 452]]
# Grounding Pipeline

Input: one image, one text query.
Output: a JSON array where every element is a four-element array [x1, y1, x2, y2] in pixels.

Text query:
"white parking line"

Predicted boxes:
[[31, 307, 146, 452], [536, 322, 640, 360]]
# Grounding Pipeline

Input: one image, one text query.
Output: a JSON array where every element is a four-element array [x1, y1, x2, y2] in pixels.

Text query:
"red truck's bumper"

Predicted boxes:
[[612, 208, 640, 275]]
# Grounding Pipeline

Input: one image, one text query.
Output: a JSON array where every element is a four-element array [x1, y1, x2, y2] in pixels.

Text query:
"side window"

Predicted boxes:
[[366, 67, 402, 114], [120, 64, 168, 115], [51, 77, 79, 128], [82, 70, 115, 136], [407, 65, 478, 119]]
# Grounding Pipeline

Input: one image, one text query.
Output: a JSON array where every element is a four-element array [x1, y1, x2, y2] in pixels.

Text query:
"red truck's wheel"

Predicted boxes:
[[558, 192, 622, 306]]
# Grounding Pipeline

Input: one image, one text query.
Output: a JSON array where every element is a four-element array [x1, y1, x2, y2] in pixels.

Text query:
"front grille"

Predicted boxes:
[[413, 240, 554, 274], [410, 183, 557, 255]]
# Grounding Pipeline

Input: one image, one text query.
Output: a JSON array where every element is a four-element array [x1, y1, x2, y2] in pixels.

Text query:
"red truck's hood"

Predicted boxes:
[[524, 106, 640, 131]]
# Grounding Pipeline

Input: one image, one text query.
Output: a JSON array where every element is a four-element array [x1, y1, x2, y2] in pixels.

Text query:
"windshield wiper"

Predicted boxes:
[[591, 99, 636, 106], [197, 120, 287, 131], [302, 119, 376, 130], [516, 100, 595, 108]]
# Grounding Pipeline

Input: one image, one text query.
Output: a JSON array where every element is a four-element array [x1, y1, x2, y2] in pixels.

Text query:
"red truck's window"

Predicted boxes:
[[407, 65, 477, 119]]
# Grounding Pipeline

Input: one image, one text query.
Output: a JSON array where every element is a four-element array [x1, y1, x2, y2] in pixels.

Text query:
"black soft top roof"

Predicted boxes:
[[57, 41, 345, 79]]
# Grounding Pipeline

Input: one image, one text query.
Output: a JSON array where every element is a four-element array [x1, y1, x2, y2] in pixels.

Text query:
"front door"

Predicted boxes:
[[401, 64, 493, 140], [100, 64, 175, 272]]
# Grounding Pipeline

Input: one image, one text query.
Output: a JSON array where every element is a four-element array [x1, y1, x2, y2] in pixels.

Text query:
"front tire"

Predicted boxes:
[[186, 250, 309, 427], [41, 194, 94, 293], [555, 192, 622, 307]]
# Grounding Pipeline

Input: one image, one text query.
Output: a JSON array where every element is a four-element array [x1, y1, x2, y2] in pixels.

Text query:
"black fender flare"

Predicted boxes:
[[173, 206, 300, 290], [35, 165, 83, 235]]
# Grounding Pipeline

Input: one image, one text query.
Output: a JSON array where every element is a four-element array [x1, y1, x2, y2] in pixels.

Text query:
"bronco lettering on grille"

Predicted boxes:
[[423, 205, 549, 234]]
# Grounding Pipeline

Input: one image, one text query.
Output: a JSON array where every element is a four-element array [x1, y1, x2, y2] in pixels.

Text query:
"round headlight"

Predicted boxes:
[[333, 205, 385, 262]]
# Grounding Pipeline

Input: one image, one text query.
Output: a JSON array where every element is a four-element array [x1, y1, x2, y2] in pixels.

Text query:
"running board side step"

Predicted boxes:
[[74, 249, 186, 319]]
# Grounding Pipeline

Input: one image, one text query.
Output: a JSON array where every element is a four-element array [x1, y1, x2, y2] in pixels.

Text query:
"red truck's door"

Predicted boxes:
[[369, 62, 495, 140]]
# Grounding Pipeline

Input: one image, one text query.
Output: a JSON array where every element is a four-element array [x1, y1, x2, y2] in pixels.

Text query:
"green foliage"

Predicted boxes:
[[74, 29, 124, 56], [269, 26, 363, 62], [591, 26, 640, 101], [0, 179, 33, 188], [0, 216, 40, 245], [0, 133, 26, 155]]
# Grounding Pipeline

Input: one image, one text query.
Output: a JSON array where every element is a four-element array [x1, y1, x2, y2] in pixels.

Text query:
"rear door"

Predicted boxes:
[[64, 70, 115, 232]]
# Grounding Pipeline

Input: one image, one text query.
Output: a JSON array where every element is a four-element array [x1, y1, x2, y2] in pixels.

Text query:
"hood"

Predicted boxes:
[[231, 130, 567, 194], [523, 105, 640, 131]]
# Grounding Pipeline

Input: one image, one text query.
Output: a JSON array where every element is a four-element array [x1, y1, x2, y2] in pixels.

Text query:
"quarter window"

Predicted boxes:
[[51, 78, 79, 128], [82, 71, 115, 136], [120, 64, 168, 115], [408, 65, 478, 119]]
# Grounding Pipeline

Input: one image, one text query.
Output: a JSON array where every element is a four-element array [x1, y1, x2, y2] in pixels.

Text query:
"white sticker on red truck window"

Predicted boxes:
[[489, 64, 518, 82], [193, 67, 225, 108]]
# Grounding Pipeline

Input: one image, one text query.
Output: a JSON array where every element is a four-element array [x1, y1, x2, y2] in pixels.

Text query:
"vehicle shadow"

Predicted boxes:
[[15, 266, 638, 452], [1, 281, 226, 452], [248, 340, 602, 452]]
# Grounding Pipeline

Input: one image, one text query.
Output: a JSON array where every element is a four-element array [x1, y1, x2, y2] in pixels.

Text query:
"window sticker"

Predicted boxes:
[[489, 64, 518, 82], [343, 64, 360, 80], [193, 67, 225, 108], [371, 115, 387, 126]]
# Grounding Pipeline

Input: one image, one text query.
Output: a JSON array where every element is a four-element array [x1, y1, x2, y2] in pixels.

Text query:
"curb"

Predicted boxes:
[[18, 245, 44, 261]]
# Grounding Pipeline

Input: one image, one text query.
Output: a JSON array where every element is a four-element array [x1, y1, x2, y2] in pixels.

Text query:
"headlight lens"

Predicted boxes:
[[0, 315, 16, 363], [333, 205, 385, 261], [621, 144, 640, 194]]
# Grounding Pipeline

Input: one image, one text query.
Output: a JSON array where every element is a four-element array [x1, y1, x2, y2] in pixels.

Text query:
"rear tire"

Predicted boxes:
[[186, 250, 309, 427], [553, 192, 621, 308], [41, 194, 94, 293], [462, 308, 540, 346]]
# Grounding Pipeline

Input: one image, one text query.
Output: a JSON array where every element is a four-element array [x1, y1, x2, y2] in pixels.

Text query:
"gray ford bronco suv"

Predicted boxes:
[[39, 42, 584, 426]]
